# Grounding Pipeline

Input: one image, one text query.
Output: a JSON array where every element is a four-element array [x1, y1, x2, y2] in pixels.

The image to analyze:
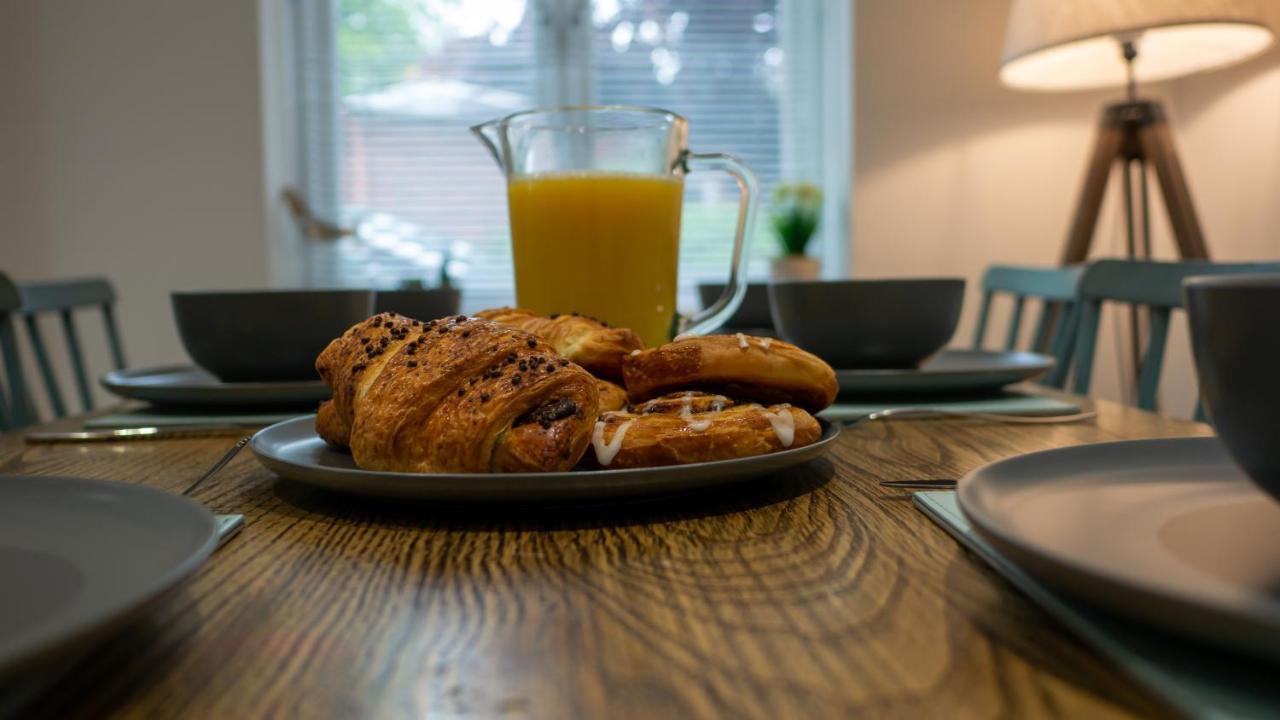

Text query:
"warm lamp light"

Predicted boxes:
[[1001, 0, 1274, 91]]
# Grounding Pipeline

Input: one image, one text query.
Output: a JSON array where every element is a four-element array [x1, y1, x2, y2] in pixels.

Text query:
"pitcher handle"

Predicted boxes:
[[678, 151, 759, 337]]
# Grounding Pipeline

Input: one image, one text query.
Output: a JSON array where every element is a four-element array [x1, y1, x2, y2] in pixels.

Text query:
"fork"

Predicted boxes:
[[181, 436, 251, 548], [840, 407, 1097, 427]]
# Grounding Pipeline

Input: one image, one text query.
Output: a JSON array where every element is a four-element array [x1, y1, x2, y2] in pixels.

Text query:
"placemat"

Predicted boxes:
[[820, 392, 1080, 423], [915, 491, 1280, 720]]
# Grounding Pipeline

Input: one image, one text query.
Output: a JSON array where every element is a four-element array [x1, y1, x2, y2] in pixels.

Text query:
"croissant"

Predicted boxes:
[[596, 379, 629, 413], [475, 307, 643, 380], [581, 391, 822, 469], [623, 334, 838, 413], [315, 312, 600, 473]]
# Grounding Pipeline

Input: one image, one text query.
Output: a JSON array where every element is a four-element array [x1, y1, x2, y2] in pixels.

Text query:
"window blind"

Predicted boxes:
[[298, 0, 841, 312]]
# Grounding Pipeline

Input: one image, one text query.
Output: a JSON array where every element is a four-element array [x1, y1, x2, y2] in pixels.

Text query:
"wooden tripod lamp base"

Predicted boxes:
[[1060, 99, 1210, 264]]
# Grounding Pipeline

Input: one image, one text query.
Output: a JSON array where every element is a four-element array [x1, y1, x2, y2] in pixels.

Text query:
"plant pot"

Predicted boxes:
[[771, 255, 822, 282]]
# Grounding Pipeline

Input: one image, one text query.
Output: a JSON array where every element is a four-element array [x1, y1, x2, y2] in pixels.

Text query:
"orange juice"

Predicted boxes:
[[507, 171, 683, 346]]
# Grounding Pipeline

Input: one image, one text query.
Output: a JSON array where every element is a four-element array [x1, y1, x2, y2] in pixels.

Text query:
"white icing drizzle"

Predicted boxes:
[[735, 332, 749, 349], [712, 395, 728, 412], [760, 405, 795, 447], [629, 349, 642, 356], [760, 338, 773, 350], [679, 391, 713, 432], [592, 419, 634, 466]]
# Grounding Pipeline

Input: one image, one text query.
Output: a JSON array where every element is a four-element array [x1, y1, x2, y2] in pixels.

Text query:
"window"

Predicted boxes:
[[290, 0, 850, 312]]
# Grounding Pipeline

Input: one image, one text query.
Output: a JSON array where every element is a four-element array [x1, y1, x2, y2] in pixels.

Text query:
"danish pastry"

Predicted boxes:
[[315, 312, 600, 473], [475, 307, 643, 380], [622, 334, 838, 412], [581, 391, 822, 469], [597, 379, 629, 413]]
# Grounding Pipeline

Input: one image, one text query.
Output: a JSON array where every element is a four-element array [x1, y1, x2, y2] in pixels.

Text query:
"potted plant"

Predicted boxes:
[[769, 181, 823, 281]]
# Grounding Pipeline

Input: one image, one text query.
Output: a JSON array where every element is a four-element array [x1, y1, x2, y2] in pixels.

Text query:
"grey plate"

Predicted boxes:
[[101, 364, 330, 407], [0, 475, 218, 680], [958, 436, 1280, 660], [835, 349, 1053, 395], [251, 415, 840, 502]]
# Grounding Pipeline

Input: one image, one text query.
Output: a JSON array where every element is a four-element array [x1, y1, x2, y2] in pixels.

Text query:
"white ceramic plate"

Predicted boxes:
[[958, 436, 1280, 660], [0, 475, 218, 679], [251, 415, 840, 502], [101, 365, 329, 407]]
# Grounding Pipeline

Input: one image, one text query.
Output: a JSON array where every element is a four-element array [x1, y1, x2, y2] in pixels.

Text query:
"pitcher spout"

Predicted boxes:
[[470, 119, 506, 172]]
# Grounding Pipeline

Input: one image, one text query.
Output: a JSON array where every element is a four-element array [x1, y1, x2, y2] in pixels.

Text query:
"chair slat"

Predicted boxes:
[[1136, 308, 1170, 411], [102, 305, 127, 369], [1071, 300, 1103, 397], [1004, 296, 1026, 351], [971, 291, 993, 350], [23, 315, 67, 418], [60, 309, 94, 412]]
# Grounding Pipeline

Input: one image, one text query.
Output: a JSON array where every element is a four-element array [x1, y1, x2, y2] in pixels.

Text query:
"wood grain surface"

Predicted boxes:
[[0, 395, 1209, 719]]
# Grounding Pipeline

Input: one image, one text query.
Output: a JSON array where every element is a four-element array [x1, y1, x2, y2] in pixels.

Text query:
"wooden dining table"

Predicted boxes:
[[0, 392, 1209, 719]]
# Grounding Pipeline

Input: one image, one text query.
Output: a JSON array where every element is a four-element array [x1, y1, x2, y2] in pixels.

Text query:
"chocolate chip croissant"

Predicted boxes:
[[315, 313, 600, 473], [475, 307, 643, 380]]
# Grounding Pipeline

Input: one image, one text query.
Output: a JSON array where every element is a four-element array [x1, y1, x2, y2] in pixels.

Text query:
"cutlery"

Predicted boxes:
[[182, 436, 251, 550], [25, 424, 259, 443], [841, 407, 1097, 427], [181, 436, 251, 497]]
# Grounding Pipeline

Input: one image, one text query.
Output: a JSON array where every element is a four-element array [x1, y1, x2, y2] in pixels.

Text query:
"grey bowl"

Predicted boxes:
[[698, 283, 774, 333], [172, 290, 374, 382], [373, 288, 460, 321], [1185, 274, 1280, 502], [768, 278, 965, 369]]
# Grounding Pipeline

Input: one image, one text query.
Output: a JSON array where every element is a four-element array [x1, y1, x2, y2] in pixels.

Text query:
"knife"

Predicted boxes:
[[25, 425, 262, 443]]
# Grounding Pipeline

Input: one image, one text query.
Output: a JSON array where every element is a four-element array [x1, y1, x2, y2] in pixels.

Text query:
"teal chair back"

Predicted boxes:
[[16, 277, 127, 420], [971, 264, 1083, 388], [0, 274, 34, 430], [1071, 259, 1280, 415]]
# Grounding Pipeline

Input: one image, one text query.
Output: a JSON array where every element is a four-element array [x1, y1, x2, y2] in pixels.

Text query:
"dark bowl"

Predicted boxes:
[[698, 283, 774, 334], [768, 278, 965, 369], [1185, 275, 1280, 502], [172, 290, 374, 382], [374, 288, 461, 321]]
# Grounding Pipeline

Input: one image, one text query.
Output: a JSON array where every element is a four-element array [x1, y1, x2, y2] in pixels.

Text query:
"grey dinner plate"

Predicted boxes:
[[251, 415, 840, 502], [835, 349, 1053, 395], [0, 475, 218, 680], [958, 436, 1280, 660], [102, 364, 330, 407]]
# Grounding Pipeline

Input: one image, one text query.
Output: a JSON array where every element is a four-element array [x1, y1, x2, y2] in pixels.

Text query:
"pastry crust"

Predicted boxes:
[[315, 312, 599, 473], [475, 307, 643, 380], [580, 391, 821, 469], [622, 334, 837, 412], [597, 379, 629, 413]]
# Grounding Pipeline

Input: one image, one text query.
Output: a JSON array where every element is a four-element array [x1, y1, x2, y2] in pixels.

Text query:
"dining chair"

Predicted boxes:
[[1070, 259, 1280, 416], [0, 273, 35, 430], [971, 264, 1083, 388], [15, 276, 128, 419]]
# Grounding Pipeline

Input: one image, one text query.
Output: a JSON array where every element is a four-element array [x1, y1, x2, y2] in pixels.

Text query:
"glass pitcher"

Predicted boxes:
[[472, 105, 757, 347]]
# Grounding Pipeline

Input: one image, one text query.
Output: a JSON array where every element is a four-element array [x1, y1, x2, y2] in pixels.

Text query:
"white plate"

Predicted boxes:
[[0, 475, 218, 679], [958, 437, 1280, 659], [251, 415, 840, 502], [101, 365, 329, 407]]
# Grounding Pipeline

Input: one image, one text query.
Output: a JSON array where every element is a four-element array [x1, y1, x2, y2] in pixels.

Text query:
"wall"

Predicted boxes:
[[0, 0, 271, 410], [854, 0, 1280, 416]]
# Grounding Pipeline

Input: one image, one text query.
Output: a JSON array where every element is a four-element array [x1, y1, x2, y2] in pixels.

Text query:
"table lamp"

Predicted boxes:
[[1000, 0, 1274, 263]]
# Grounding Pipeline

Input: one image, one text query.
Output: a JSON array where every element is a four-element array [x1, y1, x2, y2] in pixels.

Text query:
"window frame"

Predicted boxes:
[[268, 0, 854, 290]]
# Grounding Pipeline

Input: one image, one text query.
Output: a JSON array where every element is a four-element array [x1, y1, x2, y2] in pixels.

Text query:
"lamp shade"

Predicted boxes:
[[1001, 0, 1274, 91]]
